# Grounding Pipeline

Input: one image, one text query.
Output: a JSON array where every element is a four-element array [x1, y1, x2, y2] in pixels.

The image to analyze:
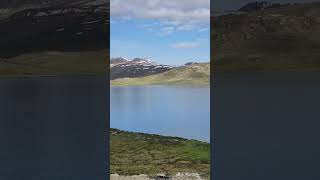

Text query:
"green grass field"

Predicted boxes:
[[0, 50, 108, 76], [213, 32, 320, 73], [111, 63, 210, 86], [110, 128, 210, 178]]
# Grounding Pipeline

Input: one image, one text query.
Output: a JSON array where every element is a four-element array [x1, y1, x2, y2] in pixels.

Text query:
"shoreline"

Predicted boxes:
[[110, 79, 210, 86], [110, 128, 209, 143], [110, 83, 210, 88]]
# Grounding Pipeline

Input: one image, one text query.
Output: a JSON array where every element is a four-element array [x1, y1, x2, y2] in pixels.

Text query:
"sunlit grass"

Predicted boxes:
[[111, 63, 210, 86], [110, 128, 210, 178]]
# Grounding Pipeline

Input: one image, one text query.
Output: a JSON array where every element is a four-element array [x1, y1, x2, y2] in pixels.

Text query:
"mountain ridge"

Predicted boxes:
[[237, 1, 301, 12], [0, 0, 108, 58], [111, 62, 210, 86], [110, 57, 173, 80]]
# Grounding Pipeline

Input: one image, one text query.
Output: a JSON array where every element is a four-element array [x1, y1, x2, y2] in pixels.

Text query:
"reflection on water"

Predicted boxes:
[[111, 85, 210, 142], [214, 72, 320, 180], [0, 77, 107, 180]]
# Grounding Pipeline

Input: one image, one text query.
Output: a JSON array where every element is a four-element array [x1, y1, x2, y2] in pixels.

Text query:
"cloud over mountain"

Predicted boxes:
[[111, 0, 209, 25], [170, 42, 199, 49]]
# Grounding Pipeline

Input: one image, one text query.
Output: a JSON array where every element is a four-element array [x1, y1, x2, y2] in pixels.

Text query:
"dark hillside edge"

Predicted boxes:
[[0, 0, 109, 58], [0, 0, 109, 75], [237, 1, 301, 12], [212, 2, 320, 72]]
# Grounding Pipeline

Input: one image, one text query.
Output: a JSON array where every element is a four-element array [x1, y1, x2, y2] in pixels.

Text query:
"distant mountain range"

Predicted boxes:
[[0, 0, 108, 58], [0, 0, 108, 76], [212, 2, 320, 72], [237, 1, 301, 12], [110, 57, 174, 80], [111, 62, 210, 86]]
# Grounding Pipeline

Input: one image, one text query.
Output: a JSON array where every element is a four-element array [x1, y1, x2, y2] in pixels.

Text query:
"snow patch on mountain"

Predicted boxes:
[[110, 57, 159, 67], [110, 57, 174, 80]]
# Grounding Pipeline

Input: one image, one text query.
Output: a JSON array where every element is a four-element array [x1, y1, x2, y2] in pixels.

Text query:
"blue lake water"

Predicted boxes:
[[0, 77, 107, 180], [111, 85, 210, 142], [213, 72, 320, 180]]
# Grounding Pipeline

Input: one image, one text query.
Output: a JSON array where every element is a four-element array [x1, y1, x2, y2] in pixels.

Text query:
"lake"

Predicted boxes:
[[110, 85, 210, 142], [0, 76, 107, 180], [213, 72, 320, 180]]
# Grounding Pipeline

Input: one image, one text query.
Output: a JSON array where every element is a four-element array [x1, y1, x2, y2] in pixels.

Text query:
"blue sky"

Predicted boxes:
[[110, 0, 210, 65]]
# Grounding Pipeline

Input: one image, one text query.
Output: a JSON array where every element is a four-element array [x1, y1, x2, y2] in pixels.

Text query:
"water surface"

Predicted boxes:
[[111, 85, 210, 142], [0, 76, 107, 180], [213, 72, 320, 180]]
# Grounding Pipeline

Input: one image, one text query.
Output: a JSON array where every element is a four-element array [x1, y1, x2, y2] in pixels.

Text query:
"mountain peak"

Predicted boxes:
[[238, 1, 271, 12], [110, 57, 129, 64], [131, 58, 156, 65], [111, 57, 158, 65], [185, 62, 199, 66], [238, 1, 299, 12], [110, 57, 173, 80]]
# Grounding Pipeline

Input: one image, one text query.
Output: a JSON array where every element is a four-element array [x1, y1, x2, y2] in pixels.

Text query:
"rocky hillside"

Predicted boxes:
[[111, 63, 210, 86], [0, 0, 108, 58], [110, 57, 173, 80], [212, 2, 320, 72], [0, 0, 108, 75], [237, 1, 301, 12]]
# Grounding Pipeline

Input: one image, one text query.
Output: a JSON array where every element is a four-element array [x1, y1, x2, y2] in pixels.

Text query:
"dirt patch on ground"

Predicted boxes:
[[110, 172, 208, 180]]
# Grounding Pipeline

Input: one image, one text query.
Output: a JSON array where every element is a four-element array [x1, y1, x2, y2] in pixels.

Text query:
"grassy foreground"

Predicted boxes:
[[110, 128, 210, 178], [111, 63, 210, 86]]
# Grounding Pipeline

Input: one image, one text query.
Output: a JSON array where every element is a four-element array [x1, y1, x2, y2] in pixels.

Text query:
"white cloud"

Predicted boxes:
[[139, 22, 159, 28], [111, 0, 210, 25], [158, 26, 175, 36], [176, 24, 197, 31], [197, 27, 209, 32], [170, 42, 199, 49], [146, 28, 153, 32], [170, 38, 208, 49]]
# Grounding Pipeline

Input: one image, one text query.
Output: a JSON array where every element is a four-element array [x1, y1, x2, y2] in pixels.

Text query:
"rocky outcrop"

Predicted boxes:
[[110, 58, 173, 80]]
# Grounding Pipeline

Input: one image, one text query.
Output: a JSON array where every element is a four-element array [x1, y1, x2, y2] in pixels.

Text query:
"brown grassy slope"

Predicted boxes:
[[0, 50, 108, 76], [211, 2, 320, 72], [111, 63, 210, 86]]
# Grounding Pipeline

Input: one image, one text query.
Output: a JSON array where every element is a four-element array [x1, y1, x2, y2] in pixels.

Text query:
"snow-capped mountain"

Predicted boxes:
[[110, 57, 130, 66], [0, 0, 108, 58], [185, 62, 200, 66], [110, 57, 174, 80]]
